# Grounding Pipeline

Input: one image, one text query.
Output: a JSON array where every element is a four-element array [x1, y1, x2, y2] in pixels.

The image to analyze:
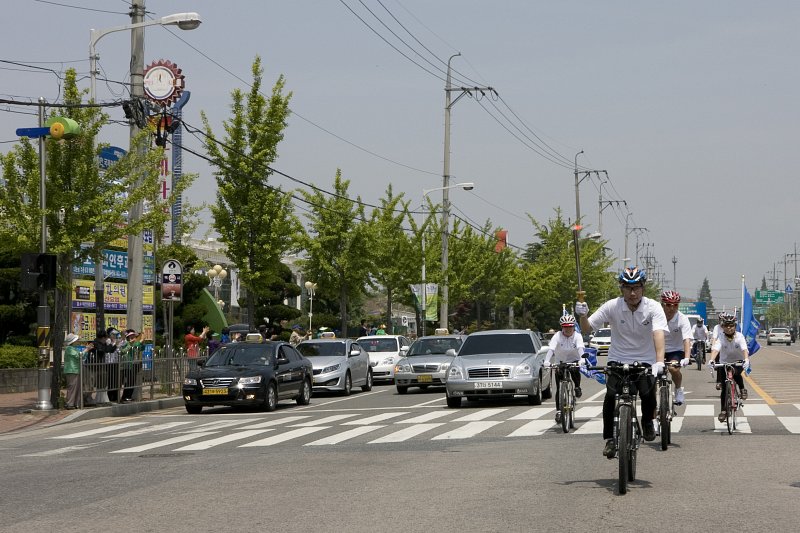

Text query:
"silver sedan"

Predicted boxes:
[[393, 335, 465, 394], [445, 329, 551, 408], [296, 338, 373, 395]]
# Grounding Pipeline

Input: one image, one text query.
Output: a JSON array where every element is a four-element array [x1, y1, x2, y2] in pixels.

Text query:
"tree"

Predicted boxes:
[[697, 277, 715, 314], [298, 169, 371, 335], [201, 56, 299, 329], [760, 276, 768, 291]]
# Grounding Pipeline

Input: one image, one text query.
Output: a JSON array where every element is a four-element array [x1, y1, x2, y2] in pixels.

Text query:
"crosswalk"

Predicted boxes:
[[27, 402, 800, 456]]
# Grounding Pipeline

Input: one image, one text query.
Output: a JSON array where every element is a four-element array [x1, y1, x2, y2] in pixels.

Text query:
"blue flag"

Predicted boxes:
[[568, 304, 607, 384], [740, 283, 761, 356]]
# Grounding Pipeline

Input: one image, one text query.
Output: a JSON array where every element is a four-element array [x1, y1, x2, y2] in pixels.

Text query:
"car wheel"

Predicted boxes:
[[446, 395, 462, 408], [767, 341, 772, 346], [361, 369, 373, 392], [342, 371, 352, 396], [185, 404, 202, 415], [396, 385, 408, 394], [528, 386, 542, 405], [263, 382, 278, 412], [296, 378, 311, 405]]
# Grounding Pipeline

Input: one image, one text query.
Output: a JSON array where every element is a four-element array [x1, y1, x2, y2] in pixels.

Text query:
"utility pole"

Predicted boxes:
[[672, 256, 677, 291], [127, 0, 145, 334], [440, 53, 493, 332], [36, 97, 53, 410]]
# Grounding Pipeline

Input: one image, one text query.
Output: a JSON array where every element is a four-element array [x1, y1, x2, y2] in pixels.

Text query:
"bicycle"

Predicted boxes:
[[711, 360, 745, 435], [655, 361, 680, 450], [588, 361, 651, 495], [691, 339, 706, 370], [551, 361, 581, 433]]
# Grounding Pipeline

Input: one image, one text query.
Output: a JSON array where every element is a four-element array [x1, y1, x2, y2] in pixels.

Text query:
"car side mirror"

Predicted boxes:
[[276, 356, 289, 365], [400, 346, 409, 355], [196, 358, 205, 368], [349, 349, 360, 357], [445, 348, 457, 357]]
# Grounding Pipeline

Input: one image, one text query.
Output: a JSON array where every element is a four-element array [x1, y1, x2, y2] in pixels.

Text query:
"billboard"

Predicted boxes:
[[71, 279, 153, 312]]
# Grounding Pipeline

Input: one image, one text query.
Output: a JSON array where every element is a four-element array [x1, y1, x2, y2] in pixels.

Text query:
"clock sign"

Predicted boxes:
[[143, 60, 185, 106]]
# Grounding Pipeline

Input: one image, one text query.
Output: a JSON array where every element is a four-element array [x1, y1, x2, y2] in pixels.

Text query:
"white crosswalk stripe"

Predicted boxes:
[[368, 423, 443, 443], [342, 412, 408, 425], [778, 417, 800, 433], [306, 425, 385, 445], [507, 419, 555, 437], [508, 407, 553, 420], [240, 416, 311, 429], [432, 421, 501, 440], [111, 432, 218, 453], [239, 426, 330, 446], [451, 409, 507, 422], [101, 421, 193, 438], [52, 422, 147, 439], [742, 404, 774, 416], [396, 411, 452, 424], [291, 414, 359, 426], [713, 417, 751, 434], [174, 430, 273, 450], [684, 404, 715, 417]]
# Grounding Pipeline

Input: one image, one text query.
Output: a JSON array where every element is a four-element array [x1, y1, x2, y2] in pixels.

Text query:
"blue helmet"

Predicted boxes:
[[618, 266, 647, 285]]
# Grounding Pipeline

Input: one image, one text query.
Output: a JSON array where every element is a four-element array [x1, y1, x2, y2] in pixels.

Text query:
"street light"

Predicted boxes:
[[207, 264, 227, 300], [421, 182, 475, 334], [304, 281, 317, 333]]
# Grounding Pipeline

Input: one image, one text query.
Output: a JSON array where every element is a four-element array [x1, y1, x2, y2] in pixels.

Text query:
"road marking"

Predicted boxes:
[[745, 375, 777, 405], [368, 423, 443, 443], [452, 409, 507, 422], [21, 443, 100, 457], [240, 426, 330, 446], [508, 407, 553, 420], [183, 419, 259, 432], [306, 425, 386, 445], [410, 397, 446, 407], [397, 411, 452, 424], [683, 404, 714, 417], [573, 419, 603, 434], [51, 422, 147, 439], [777, 417, 800, 433], [741, 404, 774, 416], [291, 414, 359, 426], [174, 430, 273, 450], [671, 417, 683, 433], [342, 412, 408, 425], [432, 421, 502, 440], [241, 416, 311, 429], [771, 348, 800, 359], [584, 389, 606, 402], [507, 419, 554, 437], [575, 405, 603, 419], [110, 432, 218, 453], [713, 417, 751, 434], [100, 421, 193, 438], [296, 389, 386, 410]]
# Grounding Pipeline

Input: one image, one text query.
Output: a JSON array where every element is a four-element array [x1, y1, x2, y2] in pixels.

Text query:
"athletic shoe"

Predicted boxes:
[[674, 387, 685, 405], [603, 439, 616, 459], [740, 388, 748, 400], [555, 411, 562, 424], [715, 383, 721, 390], [718, 411, 727, 422], [643, 421, 656, 441], [575, 387, 582, 398]]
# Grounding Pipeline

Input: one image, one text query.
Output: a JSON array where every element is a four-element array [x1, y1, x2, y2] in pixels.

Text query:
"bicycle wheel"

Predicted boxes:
[[559, 379, 570, 433], [617, 404, 631, 495], [568, 380, 576, 429], [659, 384, 670, 450], [725, 381, 734, 435], [628, 420, 638, 482], [730, 381, 738, 431], [696, 345, 703, 370]]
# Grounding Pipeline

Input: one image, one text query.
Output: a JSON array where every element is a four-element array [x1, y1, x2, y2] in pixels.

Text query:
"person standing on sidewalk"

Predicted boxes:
[[63, 333, 81, 409]]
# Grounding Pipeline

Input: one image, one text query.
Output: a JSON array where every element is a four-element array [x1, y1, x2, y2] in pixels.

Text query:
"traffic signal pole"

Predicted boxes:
[[36, 97, 53, 411]]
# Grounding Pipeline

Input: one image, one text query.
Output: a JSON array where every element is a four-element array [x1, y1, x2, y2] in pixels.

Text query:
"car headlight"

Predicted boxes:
[[183, 378, 197, 386], [395, 363, 412, 373], [237, 376, 263, 386], [514, 363, 532, 377], [439, 362, 451, 372], [448, 366, 463, 379], [381, 356, 395, 365], [322, 363, 341, 374]]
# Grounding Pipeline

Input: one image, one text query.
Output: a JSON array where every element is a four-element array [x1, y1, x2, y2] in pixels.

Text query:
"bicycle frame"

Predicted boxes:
[[552, 362, 579, 433], [715, 361, 744, 435], [655, 361, 679, 450]]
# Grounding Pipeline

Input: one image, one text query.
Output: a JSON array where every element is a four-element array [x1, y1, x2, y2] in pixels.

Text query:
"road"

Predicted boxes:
[[1, 345, 798, 532]]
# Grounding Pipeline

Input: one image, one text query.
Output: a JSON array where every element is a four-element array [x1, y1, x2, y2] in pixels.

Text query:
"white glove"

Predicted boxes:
[[707, 361, 715, 370], [680, 357, 690, 367], [651, 362, 664, 377], [579, 357, 588, 369], [742, 359, 750, 370], [575, 301, 589, 316], [543, 360, 552, 368]]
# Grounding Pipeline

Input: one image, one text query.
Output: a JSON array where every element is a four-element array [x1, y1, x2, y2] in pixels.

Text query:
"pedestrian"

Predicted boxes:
[[359, 319, 368, 337], [184, 325, 209, 358], [63, 332, 81, 409], [87, 329, 113, 406], [120, 329, 142, 402], [220, 327, 231, 344], [207, 331, 222, 355], [376, 324, 387, 335], [289, 324, 304, 346], [105, 327, 123, 402]]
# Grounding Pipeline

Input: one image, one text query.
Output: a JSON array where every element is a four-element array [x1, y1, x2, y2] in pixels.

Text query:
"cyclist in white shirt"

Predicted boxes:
[[710, 312, 726, 346], [543, 314, 586, 424], [660, 291, 692, 405], [576, 266, 667, 458], [693, 318, 709, 344], [709, 313, 750, 422]]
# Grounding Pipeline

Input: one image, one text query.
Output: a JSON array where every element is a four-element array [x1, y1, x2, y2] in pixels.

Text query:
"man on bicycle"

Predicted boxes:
[[692, 318, 709, 358], [543, 314, 586, 423], [575, 266, 667, 458], [660, 290, 692, 405], [708, 313, 751, 422]]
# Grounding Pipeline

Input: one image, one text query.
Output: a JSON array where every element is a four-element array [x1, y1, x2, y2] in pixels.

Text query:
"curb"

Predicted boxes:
[[50, 397, 186, 425]]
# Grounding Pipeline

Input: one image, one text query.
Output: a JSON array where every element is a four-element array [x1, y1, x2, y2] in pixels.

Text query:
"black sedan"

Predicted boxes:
[[182, 340, 313, 414]]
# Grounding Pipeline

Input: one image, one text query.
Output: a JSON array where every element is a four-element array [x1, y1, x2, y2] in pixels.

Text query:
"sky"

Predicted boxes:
[[2, 1, 799, 310]]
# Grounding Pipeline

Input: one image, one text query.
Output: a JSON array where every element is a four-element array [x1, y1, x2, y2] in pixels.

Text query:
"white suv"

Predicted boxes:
[[767, 327, 792, 346]]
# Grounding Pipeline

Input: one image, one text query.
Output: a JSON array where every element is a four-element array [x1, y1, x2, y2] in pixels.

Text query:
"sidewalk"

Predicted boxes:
[[0, 391, 184, 435]]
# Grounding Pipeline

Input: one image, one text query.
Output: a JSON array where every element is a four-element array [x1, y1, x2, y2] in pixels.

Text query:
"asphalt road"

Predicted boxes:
[[1, 345, 798, 532]]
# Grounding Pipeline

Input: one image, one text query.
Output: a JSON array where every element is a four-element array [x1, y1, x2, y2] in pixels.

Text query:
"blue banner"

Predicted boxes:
[[740, 283, 761, 356]]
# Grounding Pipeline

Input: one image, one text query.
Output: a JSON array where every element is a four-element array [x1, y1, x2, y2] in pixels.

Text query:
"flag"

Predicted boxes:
[[566, 305, 607, 384], [741, 282, 761, 356]]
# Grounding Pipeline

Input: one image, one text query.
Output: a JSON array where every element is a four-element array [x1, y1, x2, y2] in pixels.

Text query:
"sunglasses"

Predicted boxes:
[[620, 284, 644, 292]]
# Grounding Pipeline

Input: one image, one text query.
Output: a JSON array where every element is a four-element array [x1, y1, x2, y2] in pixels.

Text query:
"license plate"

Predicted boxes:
[[203, 387, 228, 395], [474, 381, 502, 389], [418, 374, 433, 383]]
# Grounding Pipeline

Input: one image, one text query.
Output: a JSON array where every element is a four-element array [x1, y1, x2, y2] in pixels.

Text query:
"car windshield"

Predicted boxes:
[[596, 329, 611, 337], [360, 338, 398, 352], [407, 337, 462, 356], [297, 342, 346, 357], [458, 334, 534, 356], [771, 328, 789, 334], [204, 345, 274, 367]]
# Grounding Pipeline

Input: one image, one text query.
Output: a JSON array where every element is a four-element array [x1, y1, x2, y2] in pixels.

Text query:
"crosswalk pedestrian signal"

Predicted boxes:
[[20, 253, 57, 291]]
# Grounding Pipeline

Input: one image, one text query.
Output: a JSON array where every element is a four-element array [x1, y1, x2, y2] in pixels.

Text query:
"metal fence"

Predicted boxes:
[[77, 346, 208, 409]]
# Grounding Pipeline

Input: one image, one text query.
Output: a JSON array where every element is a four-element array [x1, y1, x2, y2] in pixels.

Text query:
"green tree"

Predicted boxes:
[[298, 169, 371, 335], [760, 276, 768, 291], [201, 56, 298, 329], [697, 277, 715, 314]]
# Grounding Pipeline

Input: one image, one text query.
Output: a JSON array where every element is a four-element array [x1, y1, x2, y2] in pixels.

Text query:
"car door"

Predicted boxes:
[[275, 345, 300, 398], [350, 342, 368, 384]]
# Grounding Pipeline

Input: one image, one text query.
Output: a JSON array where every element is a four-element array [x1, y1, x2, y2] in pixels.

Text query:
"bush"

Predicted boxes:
[[0, 344, 38, 369]]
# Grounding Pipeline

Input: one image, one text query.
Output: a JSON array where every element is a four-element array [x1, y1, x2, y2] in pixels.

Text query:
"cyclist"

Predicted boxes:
[[710, 312, 727, 346], [660, 290, 692, 405], [708, 313, 751, 422], [692, 317, 709, 356], [576, 266, 667, 458], [543, 314, 586, 423]]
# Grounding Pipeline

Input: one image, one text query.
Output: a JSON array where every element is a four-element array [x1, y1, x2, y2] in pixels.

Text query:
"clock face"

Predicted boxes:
[[144, 66, 176, 100]]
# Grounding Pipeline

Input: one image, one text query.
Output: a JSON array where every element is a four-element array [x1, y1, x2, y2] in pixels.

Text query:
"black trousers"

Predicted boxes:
[[554, 367, 582, 410], [602, 371, 656, 440]]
